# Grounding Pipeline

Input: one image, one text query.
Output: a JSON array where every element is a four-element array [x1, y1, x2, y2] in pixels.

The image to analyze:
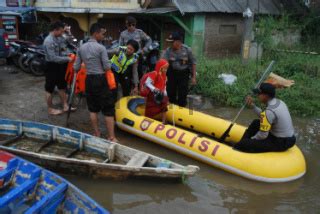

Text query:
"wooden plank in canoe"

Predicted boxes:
[[0, 133, 24, 146], [36, 140, 55, 153], [126, 152, 149, 167], [106, 144, 116, 163], [66, 148, 80, 158]]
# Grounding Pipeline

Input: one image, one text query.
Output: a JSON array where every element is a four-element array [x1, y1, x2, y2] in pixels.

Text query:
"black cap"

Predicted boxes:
[[252, 83, 276, 97], [166, 32, 182, 42]]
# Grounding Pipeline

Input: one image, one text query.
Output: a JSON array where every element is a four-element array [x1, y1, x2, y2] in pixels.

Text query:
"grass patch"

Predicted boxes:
[[194, 52, 320, 117]]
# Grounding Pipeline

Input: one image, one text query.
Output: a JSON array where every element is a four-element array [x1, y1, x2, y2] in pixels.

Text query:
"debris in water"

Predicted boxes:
[[218, 73, 237, 85]]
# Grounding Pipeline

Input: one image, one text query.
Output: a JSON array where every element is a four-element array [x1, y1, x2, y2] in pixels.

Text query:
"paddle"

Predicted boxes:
[[66, 71, 77, 127], [219, 60, 276, 142]]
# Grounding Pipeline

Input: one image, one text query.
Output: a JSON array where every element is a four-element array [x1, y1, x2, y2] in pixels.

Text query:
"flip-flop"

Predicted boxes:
[[108, 137, 119, 143], [48, 109, 64, 115], [64, 107, 77, 112]]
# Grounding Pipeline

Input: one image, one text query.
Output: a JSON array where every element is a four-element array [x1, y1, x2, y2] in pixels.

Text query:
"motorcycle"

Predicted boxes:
[[28, 47, 46, 76], [65, 39, 78, 54], [18, 45, 43, 74], [7, 42, 21, 66], [142, 40, 160, 73], [8, 41, 34, 73], [28, 40, 77, 77]]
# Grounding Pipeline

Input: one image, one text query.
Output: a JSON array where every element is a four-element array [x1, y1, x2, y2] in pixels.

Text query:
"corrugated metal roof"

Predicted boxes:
[[35, 7, 142, 14], [36, 6, 177, 14], [136, 7, 178, 14], [173, 0, 282, 15]]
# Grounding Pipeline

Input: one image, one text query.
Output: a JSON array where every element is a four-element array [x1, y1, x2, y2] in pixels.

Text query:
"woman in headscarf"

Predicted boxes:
[[144, 59, 169, 123]]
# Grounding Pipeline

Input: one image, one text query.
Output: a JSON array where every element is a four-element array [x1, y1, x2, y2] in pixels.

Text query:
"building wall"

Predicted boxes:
[[204, 13, 244, 58], [37, 12, 162, 44], [310, 0, 320, 10], [35, 0, 140, 9]]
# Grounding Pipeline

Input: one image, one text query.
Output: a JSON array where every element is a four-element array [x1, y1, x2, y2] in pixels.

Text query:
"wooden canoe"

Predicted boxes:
[[0, 150, 108, 213], [0, 118, 199, 181]]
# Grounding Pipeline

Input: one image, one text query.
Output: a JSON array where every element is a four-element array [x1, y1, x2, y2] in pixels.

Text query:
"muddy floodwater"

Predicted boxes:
[[1, 66, 319, 213]]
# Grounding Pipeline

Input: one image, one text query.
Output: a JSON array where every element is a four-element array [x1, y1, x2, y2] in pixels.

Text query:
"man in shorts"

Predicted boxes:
[[74, 23, 117, 141], [43, 21, 73, 115]]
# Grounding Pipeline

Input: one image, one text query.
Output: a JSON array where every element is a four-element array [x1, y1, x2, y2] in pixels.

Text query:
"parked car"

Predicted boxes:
[[0, 29, 9, 59]]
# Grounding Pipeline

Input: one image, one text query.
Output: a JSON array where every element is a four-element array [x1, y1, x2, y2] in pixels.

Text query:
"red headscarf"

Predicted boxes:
[[148, 59, 169, 91]]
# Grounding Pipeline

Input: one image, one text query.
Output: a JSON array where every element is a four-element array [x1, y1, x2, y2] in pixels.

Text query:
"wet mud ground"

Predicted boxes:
[[1, 65, 320, 213]]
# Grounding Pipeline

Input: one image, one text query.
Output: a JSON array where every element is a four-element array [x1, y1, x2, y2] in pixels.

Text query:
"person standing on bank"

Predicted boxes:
[[74, 23, 118, 141], [43, 21, 73, 115], [162, 32, 197, 107], [234, 83, 296, 153], [119, 16, 152, 79], [110, 39, 140, 98]]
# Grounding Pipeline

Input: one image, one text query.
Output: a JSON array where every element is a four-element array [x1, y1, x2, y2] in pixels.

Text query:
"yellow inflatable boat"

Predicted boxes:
[[115, 96, 306, 182]]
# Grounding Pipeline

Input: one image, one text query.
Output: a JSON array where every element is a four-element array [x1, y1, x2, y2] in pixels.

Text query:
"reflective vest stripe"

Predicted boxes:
[[111, 47, 138, 74]]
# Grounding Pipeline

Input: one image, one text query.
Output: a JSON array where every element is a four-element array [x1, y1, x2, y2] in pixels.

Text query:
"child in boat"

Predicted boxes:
[[143, 59, 169, 123]]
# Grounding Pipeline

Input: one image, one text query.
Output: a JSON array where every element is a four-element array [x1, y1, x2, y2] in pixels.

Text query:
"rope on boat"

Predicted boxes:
[[172, 105, 176, 127], [181, 165, 191, 184]]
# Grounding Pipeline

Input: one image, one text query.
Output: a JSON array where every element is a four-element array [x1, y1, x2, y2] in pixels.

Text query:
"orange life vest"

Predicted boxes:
[[65, 54, 86, 95], [65, 54, 76, 85], [106, 70, 117, 90], [75, 64, 86, 94], [65, 54, 116, 93]]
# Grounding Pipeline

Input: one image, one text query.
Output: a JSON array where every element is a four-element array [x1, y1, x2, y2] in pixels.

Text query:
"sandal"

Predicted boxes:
[[48, 108, 64, 115], [63, 106, 77, 112], [108, 137, 119, 143]]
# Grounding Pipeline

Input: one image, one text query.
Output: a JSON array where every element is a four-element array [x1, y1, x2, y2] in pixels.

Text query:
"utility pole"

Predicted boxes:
[[241, 0, 254, 64]]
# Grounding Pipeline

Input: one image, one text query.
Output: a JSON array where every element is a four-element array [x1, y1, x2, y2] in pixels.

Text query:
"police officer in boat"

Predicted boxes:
[[234, 83, 296, 153], [162, 32, 197, 107]]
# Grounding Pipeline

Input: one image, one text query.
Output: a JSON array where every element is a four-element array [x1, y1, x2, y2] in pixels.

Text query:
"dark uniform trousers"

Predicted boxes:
[[166, 68, 189, 107], [112, 65, 133, 100], [45, 62, 68, 93], [85, 74, 115, 116], [233, 119, 296, 153]]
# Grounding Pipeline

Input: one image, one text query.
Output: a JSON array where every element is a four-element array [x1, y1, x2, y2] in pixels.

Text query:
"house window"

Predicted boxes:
[[219, 25, 237, 35]]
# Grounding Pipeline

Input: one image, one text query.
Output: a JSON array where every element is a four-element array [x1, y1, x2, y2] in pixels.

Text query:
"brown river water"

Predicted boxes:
[[65, 105, 320, 214], [0, 67, 319, 213]]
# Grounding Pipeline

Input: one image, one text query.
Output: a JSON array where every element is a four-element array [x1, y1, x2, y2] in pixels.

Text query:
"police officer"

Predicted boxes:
[[110, 39, 140, 98], [43, 21, 73, 115], [119, 16, 151, 54], [162, 32, 197, 107], [119, 16, 152, 78], [74, 23, 117, 142], [234, 83, 296, 153]]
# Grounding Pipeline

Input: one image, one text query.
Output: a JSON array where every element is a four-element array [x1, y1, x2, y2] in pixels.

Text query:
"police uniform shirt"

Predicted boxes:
[[162, 45, 196, 71], [252, 98, 295, 140], [119, 29, 152, 52], [73, 39, 110, 75], [43, 33, 70, 64]]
